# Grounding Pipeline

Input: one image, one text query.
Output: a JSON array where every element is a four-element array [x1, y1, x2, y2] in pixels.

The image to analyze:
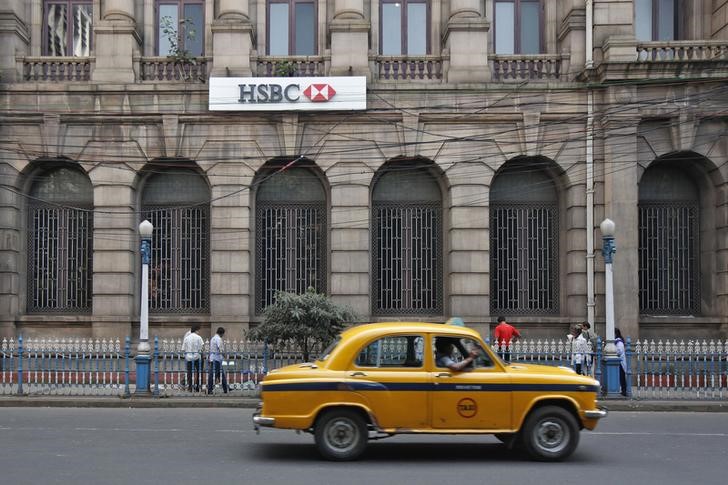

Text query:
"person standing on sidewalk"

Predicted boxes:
[[182, 324, 204, 392], [494, 316, 521, 362], [579, 322, 598, 375], [615, 328, 628, 397], [207, 327, 229, 395]]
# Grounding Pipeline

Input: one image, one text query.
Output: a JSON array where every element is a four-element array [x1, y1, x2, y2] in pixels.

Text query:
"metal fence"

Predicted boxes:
[[1, 336, 726, 400]]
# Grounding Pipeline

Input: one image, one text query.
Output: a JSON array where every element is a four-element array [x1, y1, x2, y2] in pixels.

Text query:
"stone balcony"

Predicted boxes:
[[252, 55, 329, 77], [371, 55, 446, 81], [598, 38, 728, 81], [136, 56, 211, 83], [490, 54, 570, 82], [18, 56, 94, 82]]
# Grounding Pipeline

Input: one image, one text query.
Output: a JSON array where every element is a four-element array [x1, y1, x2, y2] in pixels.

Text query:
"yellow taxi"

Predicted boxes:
[[252, 322, 607, 461]]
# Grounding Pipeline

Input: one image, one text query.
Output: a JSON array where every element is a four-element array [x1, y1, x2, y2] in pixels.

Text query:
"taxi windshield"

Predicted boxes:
[[316, 336, 341, 363]]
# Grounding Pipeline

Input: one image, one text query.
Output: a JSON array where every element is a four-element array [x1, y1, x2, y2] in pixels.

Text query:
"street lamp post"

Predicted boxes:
[[600, 218, 621, 396], [135, 220, 153, 395]]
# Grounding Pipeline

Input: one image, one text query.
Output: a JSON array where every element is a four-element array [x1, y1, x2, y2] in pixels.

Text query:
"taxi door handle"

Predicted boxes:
[[435, 373, 452, 378], [350, 371, 367, 377]]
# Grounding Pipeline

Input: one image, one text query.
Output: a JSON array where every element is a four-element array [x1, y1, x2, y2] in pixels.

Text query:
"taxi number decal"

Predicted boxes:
[[456, 398, 477, 418]]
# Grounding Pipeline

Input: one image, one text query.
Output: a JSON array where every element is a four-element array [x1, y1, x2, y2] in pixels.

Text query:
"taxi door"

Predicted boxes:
[[349, 334, 429, 430], [429, 335, 513, 431]]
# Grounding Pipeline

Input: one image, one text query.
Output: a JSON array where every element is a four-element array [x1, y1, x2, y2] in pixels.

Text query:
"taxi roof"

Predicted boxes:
[[322, 322, 483, 369], [339, 321, 481, 342]]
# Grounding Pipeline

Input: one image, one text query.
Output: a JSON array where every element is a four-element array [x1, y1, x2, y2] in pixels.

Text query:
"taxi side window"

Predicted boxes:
[[356, 335, 424, 368], [434, 337, 493, 368]]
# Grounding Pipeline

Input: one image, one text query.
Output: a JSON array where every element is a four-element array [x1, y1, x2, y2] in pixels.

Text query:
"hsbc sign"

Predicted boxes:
[[209, 77, 366, 111]]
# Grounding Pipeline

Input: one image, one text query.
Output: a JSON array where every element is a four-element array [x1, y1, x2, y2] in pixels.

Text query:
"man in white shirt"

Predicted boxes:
[[182, 324, 204, 392], [207, 327, 229, 394]]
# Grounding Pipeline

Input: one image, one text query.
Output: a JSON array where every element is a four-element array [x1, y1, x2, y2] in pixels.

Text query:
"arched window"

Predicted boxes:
[[255, 166, 327, 312], [490, 163, 558, 314], [638, 164, 699, 314], [141, 168, 209, 313], [372, 163, 442, 314], [28, 165, 93, 312]]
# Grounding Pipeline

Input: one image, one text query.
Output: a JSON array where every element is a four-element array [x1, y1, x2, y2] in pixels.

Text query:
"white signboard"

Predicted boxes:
[[209, 77, 367, 111]]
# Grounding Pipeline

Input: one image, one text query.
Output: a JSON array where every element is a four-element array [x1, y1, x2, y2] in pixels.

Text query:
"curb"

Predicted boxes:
[[1, 396, 726, 411]]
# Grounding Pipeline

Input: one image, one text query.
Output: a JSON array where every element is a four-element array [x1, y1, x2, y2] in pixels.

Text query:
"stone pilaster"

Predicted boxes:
[[600, 94, 640, 340], [211, 0, 254, 76], [329, 0, 370, 78], [92, 0, 140, 83], [443, 0, 489, 83], [0, 0, 29, 82]]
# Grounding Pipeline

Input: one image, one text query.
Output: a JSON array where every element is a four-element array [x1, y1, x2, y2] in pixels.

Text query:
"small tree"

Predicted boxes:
[[159, 15, 198, 80], [248, 287, 358, 362]]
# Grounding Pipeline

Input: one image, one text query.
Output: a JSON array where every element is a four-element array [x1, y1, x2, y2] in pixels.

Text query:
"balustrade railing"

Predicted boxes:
[[373, 55, 444, 81], [253, 56, 328, 77], [137, 56, 210, 82], [2, 336, 726, 400], [20, 56, 93, 81], [490, 54, 567, 81], [636, 41, 728, 62]]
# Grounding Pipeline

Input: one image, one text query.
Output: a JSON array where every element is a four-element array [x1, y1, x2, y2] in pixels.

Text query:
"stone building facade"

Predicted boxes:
[[1, 0, 727, 342]]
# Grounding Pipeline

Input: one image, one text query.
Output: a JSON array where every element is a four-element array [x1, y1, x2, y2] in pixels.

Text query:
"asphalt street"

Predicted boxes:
[[0, 408, 726, 485]]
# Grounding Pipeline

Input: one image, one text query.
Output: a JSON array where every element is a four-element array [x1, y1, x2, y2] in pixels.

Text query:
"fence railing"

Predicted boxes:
[[636, 41, 728, 62], [252, 55, 328, 77], [372, 55, 445, 81], [136, 56, 210, 82], [2, 336, 726, 400], [19, 56, 93, 81]]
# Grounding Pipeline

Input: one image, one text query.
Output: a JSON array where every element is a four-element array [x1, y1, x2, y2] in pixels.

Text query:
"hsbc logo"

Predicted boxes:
[[237, 82, 337, 104], [210, 76, 365, 111], [303, 84, 336, 102]]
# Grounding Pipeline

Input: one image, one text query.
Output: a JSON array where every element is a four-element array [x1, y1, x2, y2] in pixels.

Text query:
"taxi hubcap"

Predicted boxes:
[[325, 418, 359, 450], [535, 418, 568, 452]]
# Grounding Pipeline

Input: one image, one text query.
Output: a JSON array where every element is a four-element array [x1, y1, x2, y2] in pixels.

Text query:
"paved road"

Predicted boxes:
[[1, 408, 726, 485]]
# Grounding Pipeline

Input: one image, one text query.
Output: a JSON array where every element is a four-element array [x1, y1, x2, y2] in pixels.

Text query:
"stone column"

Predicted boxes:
[[557, 2, 586, 75], [329, 0, 371, 78], [211, 0, 254, 76], [92, 0, 140, 83], [600, 88, 640, 340], [443, 0, 490, 83], [593, 0, 635, 65], [0, 0, 29, 82]]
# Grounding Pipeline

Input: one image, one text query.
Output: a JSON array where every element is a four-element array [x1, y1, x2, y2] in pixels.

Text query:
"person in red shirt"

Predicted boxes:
[[494, 316, 521, 362]]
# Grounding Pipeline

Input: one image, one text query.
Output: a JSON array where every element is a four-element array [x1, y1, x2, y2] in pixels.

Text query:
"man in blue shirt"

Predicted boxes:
[[207, 327, 229, 394]]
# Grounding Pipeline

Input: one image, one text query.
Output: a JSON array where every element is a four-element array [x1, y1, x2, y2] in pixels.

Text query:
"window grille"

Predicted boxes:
[[638, 203, 699, 314], [372, 203, 442, 314], [490, 204, 558, 314], [142, 206, 210, 313], [28, 204, 93, 312], [255, 204, 326, 312]]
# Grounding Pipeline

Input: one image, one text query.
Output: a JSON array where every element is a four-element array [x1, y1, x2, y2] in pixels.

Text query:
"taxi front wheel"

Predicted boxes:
[[314, 409, 368, 461], [522, 406, 579, 461]]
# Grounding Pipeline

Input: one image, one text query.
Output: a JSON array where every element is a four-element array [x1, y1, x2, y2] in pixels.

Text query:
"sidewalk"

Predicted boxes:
[[0, 395, 726, 411]]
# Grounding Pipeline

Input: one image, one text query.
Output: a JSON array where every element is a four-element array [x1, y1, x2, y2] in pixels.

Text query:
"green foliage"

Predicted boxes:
[[248, 288, 358, 361], [275, 61, 297, 77], [160, 15, 197, 64]]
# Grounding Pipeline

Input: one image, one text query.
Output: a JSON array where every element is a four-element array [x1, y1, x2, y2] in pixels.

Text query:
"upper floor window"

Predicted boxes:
[[141, 168, 210, 313], [381, 0, 428, 55], [28, 165, 93, 313], [635, 0, 678, 41], [157, 0, 204, 56], [268, 0, 316, 55], [44, 1, 93, 56], [494, 0, 542, 55]]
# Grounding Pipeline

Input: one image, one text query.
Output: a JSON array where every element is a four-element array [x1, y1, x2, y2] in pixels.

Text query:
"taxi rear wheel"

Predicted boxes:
[[314, 409, 368, 461], [522, 406, 579, 461]]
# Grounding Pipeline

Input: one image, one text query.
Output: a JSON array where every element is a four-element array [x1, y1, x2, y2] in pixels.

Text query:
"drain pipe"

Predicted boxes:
[[585, 1, 595, 330]]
